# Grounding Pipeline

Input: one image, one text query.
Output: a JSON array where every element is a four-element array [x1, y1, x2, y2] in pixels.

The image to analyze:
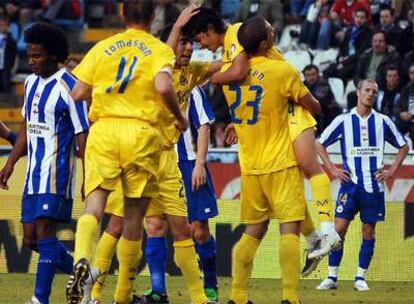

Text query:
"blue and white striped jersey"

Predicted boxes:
[[176, 86, 215, 162], [22, 68, 89, 198], [318, 108, 406, 193]]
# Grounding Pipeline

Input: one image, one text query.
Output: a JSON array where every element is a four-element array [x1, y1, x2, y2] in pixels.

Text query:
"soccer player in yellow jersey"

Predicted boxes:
[[64, 1, 189, 304], [223, 17, 320, 304], [80, 6, 221, 304], [182, 6, 342, 274]]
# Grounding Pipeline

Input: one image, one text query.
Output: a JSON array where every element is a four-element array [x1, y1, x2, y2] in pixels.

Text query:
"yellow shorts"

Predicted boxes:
[[288, 103, 317, 141], [240, 166, 306, 224], [105, 184, 124, 217], [85, 119, 161, 198], [145, 148, 187, 218]]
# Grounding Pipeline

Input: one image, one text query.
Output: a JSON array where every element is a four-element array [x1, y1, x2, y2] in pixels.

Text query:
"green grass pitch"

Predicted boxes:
[[0, 274, 413, 303]]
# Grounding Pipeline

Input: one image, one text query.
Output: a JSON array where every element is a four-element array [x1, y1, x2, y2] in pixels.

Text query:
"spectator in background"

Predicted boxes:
[[375, 65, 402, 121], [354, 30, 400, 88], [324, 9, 372, 83], [303, 64, 342, 133], [394, 63, 414, 144], [376, 6, 403, 55], [0, 15, 16, 93], [234, 0, 283, 36], [330, 0, 371, 45], [65, 56, 80, 71], [299, 0, 333, 50], [34, 0, 82, 22], [150, 0, 180, 36], [401, 10, 414, 58]]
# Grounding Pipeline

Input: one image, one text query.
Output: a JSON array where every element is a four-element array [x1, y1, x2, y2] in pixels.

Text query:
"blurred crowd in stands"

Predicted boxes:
[[0, 0, 414, 149]]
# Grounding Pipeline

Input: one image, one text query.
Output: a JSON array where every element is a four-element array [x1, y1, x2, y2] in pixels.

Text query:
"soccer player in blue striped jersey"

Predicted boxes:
[[0, 23, 89, 304], [316, 79, 409, 292], [176, 85, 219, 300]]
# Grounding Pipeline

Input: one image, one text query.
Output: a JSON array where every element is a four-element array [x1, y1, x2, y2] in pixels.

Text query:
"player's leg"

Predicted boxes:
[[113, 196, 150, 303], [23, 222, 38, 251], [192, 220, 218, 301], [354, 222, 376, 291], [33, 217, 59, 304], [143, 216, 169, 302], [85, 214, 123, 304], [279, 220, 301, 304], [230, 221, 268, 304], [179, 160, 219, 301], [167, 214, 208, 304], [317, 182, 356, 290], [354, 189, 384, 291]]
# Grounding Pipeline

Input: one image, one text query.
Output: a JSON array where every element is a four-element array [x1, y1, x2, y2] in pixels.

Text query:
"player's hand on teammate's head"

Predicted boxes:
[[175, 4, 201, 30], [225, 124, 238, 145], [175, 117, 189, 132], [0, 162, 14, 190]]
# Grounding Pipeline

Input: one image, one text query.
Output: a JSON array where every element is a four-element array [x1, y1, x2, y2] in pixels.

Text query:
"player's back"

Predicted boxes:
[[223, 57, 307, 175], [73, 28, 174, 123]]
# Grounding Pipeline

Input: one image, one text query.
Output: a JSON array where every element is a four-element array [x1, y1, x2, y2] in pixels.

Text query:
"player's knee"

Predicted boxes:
[[193, 226, 210, 244], [106, 221, 123, 239], [146, 217, 167, 237], [171, 222, 192, 241], [362, 224, 376, 239]]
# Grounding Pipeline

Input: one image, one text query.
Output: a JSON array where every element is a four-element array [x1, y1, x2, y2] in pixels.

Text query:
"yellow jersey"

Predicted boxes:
[[159, 61, 211, 148], [222, 56, 310, 175], [221, 22, 284, 71], [73, 28, 175, 124]]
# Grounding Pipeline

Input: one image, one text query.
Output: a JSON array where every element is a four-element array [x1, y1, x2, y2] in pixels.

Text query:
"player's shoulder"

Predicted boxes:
[[373, 109, 393, 124], [58, 68, 77, 90], [25, 73, 38, 85]]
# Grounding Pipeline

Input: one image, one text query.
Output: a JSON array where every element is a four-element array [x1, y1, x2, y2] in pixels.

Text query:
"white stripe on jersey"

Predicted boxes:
[[176, 86, 215, 162], [22, 68, 89, 198], [318, 107, 406, 193]]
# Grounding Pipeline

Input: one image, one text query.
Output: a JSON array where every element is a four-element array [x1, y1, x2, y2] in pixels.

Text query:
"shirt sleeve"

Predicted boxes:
[[21, 77, 29, 118], [318, 114, 345, 147], [284, 63, 310, 102], [152, 44, 175, 77], [72, 44, 99, 86], [61, 72, 89, 134], [188, 86, 215, 129], [383, 116, 407, 148]]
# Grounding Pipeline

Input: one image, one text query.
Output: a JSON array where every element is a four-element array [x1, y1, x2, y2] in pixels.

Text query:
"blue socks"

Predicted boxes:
[[145, 237, 167, 294], [195, 236, 218, 289], [356, 238, 375, 281], [56, 241, 74, 274], [35, 238, 58, 304], [328, 247, 343, 267]]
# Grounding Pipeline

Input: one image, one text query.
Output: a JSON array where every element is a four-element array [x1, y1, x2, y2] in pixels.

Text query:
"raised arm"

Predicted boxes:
[[210, 52, 249, 85]]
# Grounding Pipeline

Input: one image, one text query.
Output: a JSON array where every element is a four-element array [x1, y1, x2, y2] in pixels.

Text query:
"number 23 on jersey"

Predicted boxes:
[[229, 84, 263, 125]]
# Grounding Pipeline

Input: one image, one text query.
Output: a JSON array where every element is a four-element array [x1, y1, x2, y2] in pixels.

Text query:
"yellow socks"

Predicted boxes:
[[280, 234, 300, 304], [74, 214, 98, 263], [231, 234, 260, 304], [310, 173, 334, 222], [91, 232, 119, 301], [300, 205, 316, 237], [173, 239, 207, 304], [114, 237, 142, 304]]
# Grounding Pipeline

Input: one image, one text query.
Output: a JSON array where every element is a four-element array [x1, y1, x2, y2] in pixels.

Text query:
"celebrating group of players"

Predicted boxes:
[[0, 0, 409, 304]]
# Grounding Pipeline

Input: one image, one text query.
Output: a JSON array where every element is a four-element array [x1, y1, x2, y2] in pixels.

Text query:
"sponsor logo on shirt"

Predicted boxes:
[[27, 122, 53, 138], [349, 147, 381, 157]]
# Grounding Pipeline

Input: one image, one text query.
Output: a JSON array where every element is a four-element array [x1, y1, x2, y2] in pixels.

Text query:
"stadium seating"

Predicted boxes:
[[312, 48, 339, 73], [283, 49, 311, 72], [328, 77, 345, 109]]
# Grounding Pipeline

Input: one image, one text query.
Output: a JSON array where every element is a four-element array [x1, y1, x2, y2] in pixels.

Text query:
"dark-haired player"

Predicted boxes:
[[181, 7, 342, 275], [0, 22, 89, 304]]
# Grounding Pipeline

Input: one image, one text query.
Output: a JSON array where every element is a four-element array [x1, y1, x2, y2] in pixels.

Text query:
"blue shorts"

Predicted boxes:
[[335, 181, 385, 223], [178, 160, 218, 222], [21, 193, 73, 223]]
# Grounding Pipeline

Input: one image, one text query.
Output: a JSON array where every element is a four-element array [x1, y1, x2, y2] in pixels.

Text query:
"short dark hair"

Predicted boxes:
[[237, 17, 268, 55], [182, 7, 226, 38], [123, 0, 155, 26], [372, 29, 388, 44], [303, 64, 319, 73], [354, 8, 368, 17], [379, 5, 394, 16], [160, 24, 173, 43], [24, 22, 68, 63], [386, 64, 399, 74]]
